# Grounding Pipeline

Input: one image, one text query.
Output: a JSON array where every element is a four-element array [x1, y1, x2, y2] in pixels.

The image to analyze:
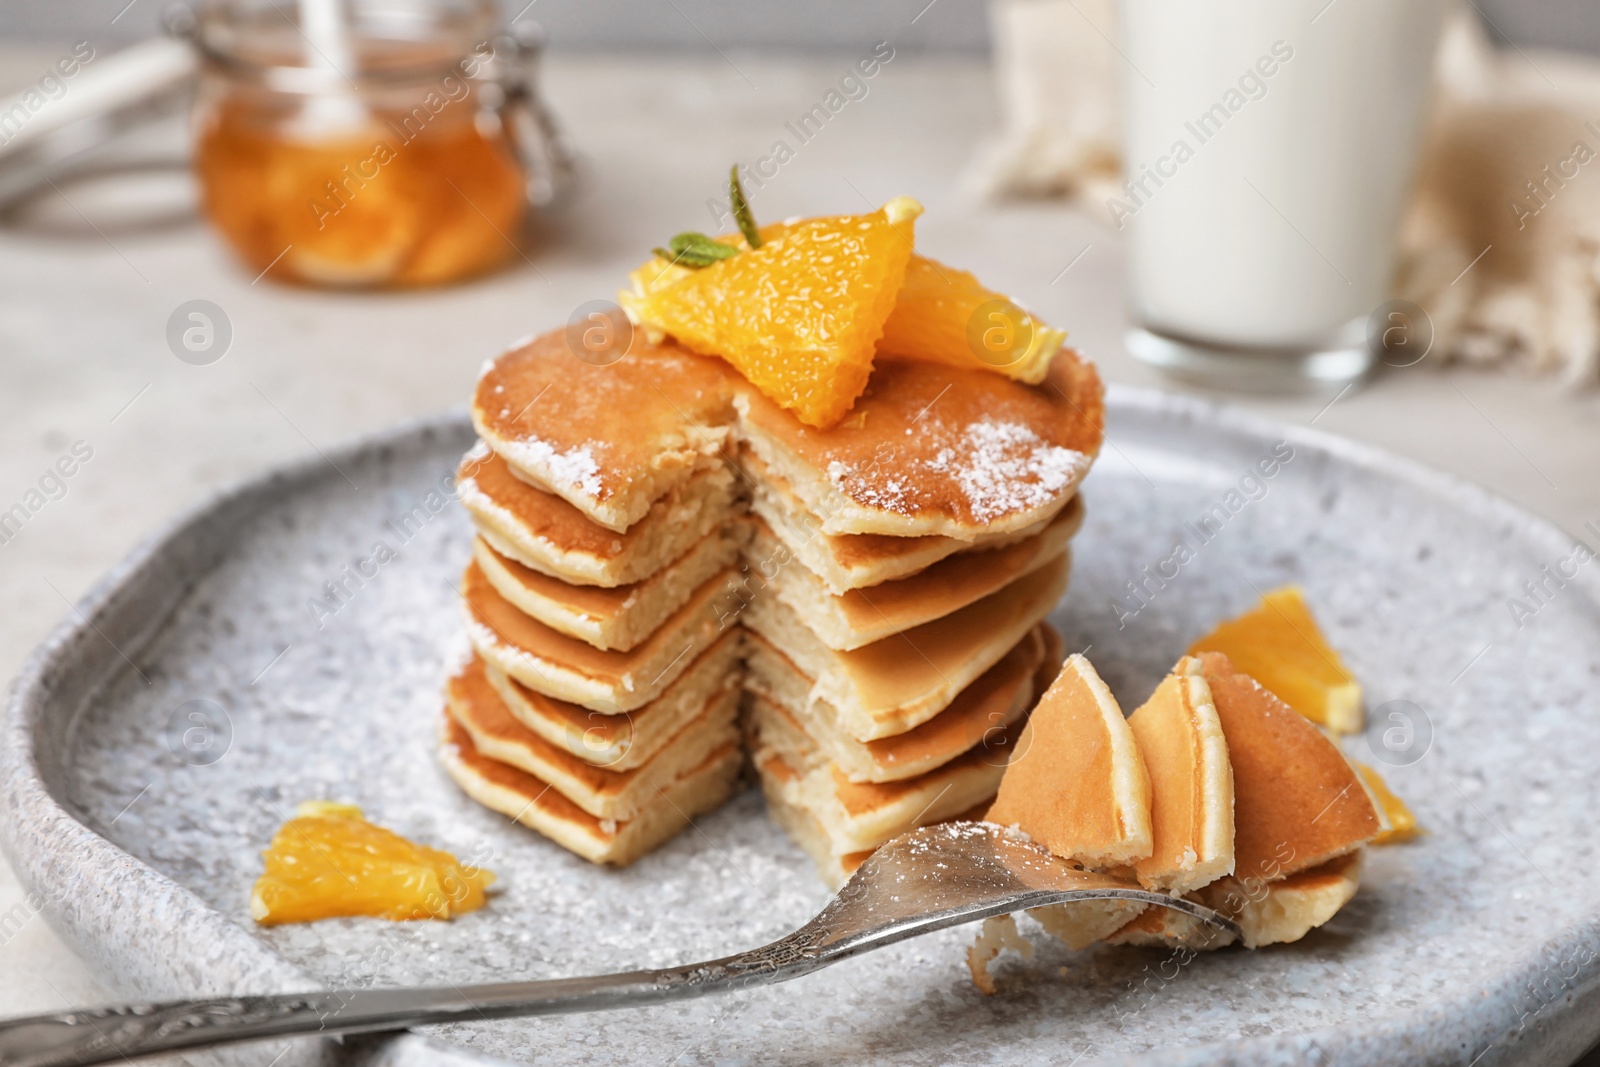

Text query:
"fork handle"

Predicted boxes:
[[0, 956, 796, 1067]]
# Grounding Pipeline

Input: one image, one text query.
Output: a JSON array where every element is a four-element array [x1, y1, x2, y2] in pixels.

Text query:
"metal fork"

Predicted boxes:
[[0, 822, 1239, 1067]]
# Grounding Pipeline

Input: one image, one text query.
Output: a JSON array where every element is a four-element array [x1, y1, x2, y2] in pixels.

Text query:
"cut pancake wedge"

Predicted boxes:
[[743, 446, 1084, 594], [446, 654, 738, 822], [750, 702, 1020, 857], [742, 552, 1070, 740], [985, 654, 1152, 868], [743, 626, 1046, 783], [1202, 849, 1365, 949], [472, 523, 745, 651], [746, 503, 1079, 650], [484, 632, 742, 772], [458, 444, 741, 588], [1195, 651, 1379, 882], [1128, 657, 1235, 895], [462, 560, 730, 712], [438, 714, 743, 866], [1109, 850, 1366, 950]]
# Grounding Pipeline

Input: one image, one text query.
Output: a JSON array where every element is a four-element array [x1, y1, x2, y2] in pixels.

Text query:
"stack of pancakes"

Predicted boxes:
[[971, 650, 1382, 984], [438, 330, 1105, 873]]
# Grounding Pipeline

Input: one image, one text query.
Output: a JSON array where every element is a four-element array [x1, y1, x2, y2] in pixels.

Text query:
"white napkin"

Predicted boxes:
[[970, 1, 1600, 384]]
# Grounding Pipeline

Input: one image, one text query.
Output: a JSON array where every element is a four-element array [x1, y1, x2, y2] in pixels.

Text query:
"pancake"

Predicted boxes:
[[458, 444, 742, 589], [735, 355, 1102, 538], [750, 705, 1019, 856], [1128, 657, 1235, 894], [743, 626, 1046, 783], [472, 523, 746, 651], [985, 654, 1153, 869], [967, 914, 1034, 995], [758, 765, 995, 889], [745, 504, 1079, 650], [438, 713, 744, 867], [743, 447, 1082, 594], [742, 552, 1070, 741], [1203, 849, 1365, 949], [473, 335, 741, 532], [474, 332, 1103, 540], [485, 631, 742, 772], [462, 560, 729, 712], [1196, 651, 1380, 883], [1101, 898, 1235, 949], [447, 654, 738, 822], [1109, 850, 1365, 950]]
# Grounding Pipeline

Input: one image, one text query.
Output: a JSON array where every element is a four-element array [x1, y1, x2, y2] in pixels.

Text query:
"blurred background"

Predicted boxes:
[[7, 0, 1600, 52]]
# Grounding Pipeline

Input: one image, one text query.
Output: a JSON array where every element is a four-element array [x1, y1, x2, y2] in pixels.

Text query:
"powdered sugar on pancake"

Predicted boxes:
[[496, 436, 606, 500], [826, 461, 915, 513], [827, 417, 1084, 523], [928, 418, 1086, 523]]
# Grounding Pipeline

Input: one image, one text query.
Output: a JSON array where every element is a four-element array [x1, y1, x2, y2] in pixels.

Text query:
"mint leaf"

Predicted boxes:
[[730, 165, 762, 249]]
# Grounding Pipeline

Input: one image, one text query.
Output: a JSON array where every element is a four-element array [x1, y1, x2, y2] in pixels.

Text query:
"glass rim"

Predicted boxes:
[[174, 0, 521, 92]]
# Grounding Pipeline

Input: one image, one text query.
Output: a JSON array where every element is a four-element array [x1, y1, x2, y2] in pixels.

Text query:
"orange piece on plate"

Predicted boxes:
[[1356, 763, 1423, 844], [622, 198, 920, 429], [1187, 586, 1363, 734], [878, 254, 1065, 384], [251, 801, 493, 925]]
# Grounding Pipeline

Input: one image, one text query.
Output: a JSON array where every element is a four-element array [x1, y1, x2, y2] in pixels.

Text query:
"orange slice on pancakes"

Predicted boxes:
[[878, 255, 1065, 385], [622, 199, 920, 429]]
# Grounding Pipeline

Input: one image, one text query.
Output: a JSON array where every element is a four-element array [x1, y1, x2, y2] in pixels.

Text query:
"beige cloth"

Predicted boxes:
[[971, 1, 1600, 383]]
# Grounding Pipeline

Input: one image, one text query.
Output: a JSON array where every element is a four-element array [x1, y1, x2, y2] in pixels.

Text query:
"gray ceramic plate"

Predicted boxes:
[[6, 386, 1600, 1067]]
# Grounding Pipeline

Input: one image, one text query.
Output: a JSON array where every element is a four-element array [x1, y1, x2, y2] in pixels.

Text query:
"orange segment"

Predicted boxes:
[[251, 801, 494, 926], [622, 198, 921, 429], [1188, 586, 1363, 734], [878, 255, 1065, 384], [1356, 763, 1423, 845]]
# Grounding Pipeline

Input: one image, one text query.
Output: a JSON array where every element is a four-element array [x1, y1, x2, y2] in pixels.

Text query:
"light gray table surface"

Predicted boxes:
[[1, 44, 1597, 1058]]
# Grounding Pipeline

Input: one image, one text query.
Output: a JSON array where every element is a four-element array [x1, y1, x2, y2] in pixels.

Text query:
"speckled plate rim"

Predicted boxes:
[[4, 386, 1599, 1067]]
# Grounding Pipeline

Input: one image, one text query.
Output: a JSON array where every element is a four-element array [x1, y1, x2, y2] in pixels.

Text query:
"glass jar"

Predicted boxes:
[[182, 0, 571, 288]]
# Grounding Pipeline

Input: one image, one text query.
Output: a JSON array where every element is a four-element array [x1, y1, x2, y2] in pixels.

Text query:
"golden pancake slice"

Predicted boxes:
[[438, 713, 743, 867], [458, 443, 742, 589], [473, 335, 742, 532], [461, 560, 730, 713], [1128, 657, 1235, 895], [484, 632, 742, 772], [447, 654, 738, 822], [736, 355, 1102, 539], [1108, 850, 1365, 951], [758, 754, 999, 889], [742, 447, 1083, 595], [472, 523, 746, 652], [1202, 849, 1365, 949], [749, 701, 1020, 858], [745, 505, 1079, 651], [1195, 651, 1380, 883], [742, 552, 1069, 741], [475, 332, 1103, 541], [1101, 898, 1235, 949], [985, 654, 1153, 869], [744, 626, 1046, 783]]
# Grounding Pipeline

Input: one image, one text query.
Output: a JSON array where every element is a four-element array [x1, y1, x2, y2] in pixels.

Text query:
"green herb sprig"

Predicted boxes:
[[654, 166, 764, 269]]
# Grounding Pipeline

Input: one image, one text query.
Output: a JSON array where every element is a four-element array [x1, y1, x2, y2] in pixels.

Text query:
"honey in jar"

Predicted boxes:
[[189, 1, 561, 288]]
